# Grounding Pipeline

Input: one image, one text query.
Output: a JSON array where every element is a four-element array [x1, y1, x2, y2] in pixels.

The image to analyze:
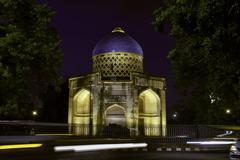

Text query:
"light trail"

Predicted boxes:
[[0, 143, 43, 150], [54, 143, 147, 152], [187, 140, 235, 145]]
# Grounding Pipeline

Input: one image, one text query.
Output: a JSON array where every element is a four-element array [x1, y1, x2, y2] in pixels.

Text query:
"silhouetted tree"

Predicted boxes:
[[0, 0, 62, 119], [41, 82, 68, 122], [154, 0, 240, 124]]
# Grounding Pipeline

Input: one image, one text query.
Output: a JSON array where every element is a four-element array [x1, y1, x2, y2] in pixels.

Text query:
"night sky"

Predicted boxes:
[[47, 0, 179, 112]]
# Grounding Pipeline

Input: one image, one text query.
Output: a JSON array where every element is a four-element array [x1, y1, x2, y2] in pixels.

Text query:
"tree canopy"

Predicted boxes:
[[154, 0, 240, 124], [0, 0, 62, 119]]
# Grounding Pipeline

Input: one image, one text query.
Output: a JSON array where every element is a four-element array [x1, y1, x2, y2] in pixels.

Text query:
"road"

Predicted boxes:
[[0, 149, 229, 160], [0, 136, 232, 160]]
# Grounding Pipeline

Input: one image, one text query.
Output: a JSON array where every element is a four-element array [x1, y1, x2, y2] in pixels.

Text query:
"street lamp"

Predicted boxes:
[[31, 110, 38, 135], [226, 109, 231, 114], [172, 112, 177, 120], [32, 110, 38, 117]]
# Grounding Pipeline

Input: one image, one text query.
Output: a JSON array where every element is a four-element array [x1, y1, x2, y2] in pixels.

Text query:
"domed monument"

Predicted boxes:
[[68, 27, 166, 137]]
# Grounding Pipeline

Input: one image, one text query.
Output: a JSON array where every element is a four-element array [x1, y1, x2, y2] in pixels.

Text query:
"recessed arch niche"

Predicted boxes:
[[139, 89, 161, 136], [72, 89, 90, 135], [105, 104, 126, 127]]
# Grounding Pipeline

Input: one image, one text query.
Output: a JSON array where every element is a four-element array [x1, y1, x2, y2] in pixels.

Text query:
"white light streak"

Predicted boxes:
[[187, 140, 236, 145], [217, 131, 233, 137], [54, 143, 147, 152]]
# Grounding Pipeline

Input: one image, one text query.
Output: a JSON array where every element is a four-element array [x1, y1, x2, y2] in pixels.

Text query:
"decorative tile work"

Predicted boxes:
[[93, 52, 143, 79]]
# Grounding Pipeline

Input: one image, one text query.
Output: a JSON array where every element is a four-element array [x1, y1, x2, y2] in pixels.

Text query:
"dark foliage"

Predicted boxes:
[[154, 0, 240, 124]]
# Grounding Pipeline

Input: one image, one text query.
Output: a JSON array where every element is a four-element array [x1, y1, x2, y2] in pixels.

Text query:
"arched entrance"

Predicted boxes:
[[139, 89, 161, 136], [72, 89, 90, 136], [105, 104, 126, 126], [103, 104, 129, 137]]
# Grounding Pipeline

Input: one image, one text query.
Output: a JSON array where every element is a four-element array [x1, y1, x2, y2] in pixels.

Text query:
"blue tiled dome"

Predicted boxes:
[[92, 27, 143, 56]]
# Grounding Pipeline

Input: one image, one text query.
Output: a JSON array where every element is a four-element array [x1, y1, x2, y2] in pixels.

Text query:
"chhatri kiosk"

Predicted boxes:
[[68, 27, 167, 137]]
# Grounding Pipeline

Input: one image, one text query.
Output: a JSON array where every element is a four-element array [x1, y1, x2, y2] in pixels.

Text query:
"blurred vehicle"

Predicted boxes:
[[230, 139, 240, 160]]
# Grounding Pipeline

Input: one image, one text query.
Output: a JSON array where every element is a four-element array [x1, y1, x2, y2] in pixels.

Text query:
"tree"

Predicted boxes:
[[154, 0, 240, 124], [41, 82, 68, 122], [0, 0, 62, 119]]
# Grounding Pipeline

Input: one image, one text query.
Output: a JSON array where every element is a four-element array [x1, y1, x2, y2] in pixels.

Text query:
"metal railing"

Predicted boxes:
[[0, 122, 238, 140], [0, 121, 68, 135]]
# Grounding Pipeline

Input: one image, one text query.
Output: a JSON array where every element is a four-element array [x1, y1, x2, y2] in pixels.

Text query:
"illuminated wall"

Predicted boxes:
[[68, 74, 166, 137], [139, 89, 161, 136], [72, 89, 90, 136]]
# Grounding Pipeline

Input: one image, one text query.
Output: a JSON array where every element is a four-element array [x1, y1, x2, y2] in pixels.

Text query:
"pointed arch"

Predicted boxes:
[[139, 89, 161, 136], [139, 89, 160, 114], [105, 104, 126, 127], [72, 89, 91, 135], [73, 89, 90, 115]]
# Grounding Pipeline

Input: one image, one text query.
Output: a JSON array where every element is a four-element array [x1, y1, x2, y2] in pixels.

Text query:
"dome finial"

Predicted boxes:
[[112, 27, 125, 33]]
